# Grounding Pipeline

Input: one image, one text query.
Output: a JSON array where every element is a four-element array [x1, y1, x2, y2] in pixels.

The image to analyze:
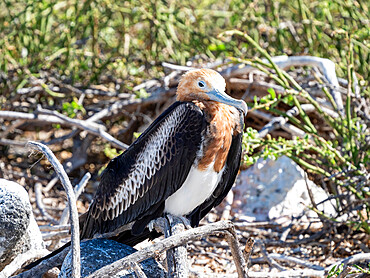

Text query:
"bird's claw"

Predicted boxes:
[[178, 216, 192, 229], [166, 214, 192, 230], [148, 215, 192, 234], [148, 217, 169, 233]]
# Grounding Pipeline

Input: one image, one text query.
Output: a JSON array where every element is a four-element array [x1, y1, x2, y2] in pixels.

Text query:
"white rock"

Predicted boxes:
[[233, 156, 337, 226]]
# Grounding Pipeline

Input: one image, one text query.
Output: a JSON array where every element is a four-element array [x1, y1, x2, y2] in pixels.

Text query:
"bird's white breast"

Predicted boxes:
[[164, 161, 224, 216]]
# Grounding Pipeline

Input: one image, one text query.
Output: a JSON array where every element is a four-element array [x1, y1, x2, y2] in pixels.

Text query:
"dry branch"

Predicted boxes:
[[228, 78, 285, 98], [42, 231, 70, 241], [86, 221, 247, 278], [255, 239, 286, 271], [13, 246, 71, 278], [247, 269, 324, 277], [256, 103, 338, 138], [162, 62, 195, 72], [253, 253, 324, 271], [34, 182, 58, 224], [86, 88, 176, 122], [162, 216, 189, 278], [0, 119, 26, 138], [327, 253, 370, 272], [26, 141, 80, 278], [0, 111, 66, 125], [130, 262, 148, 278], [59, 172, 91, 225], [243, 237, 255, 265], [222, 55, 344, 114], [39, 225, 70, 232], [35, 106, 128, 150], [0, 249, 50, 278]]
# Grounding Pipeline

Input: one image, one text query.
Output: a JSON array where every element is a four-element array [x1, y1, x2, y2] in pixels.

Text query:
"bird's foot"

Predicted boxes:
[[148, 215, 192, 234], [148, 217, 169, 233]]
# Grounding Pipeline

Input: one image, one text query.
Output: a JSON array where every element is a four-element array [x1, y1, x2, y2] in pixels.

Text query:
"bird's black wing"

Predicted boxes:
[[188, 114, 244, 226], [81, 102, 207, 239]]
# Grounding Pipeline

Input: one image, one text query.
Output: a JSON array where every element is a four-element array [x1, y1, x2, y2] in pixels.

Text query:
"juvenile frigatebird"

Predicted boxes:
[[24, 68, 247, 270]]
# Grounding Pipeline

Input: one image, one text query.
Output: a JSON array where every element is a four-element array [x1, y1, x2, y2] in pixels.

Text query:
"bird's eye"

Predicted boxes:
[[197, 80, 206, 88]]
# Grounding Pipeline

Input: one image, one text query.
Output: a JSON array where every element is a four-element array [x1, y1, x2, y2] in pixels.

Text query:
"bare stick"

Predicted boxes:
[[223, 55, 344, 114], [162, 62, 195, 71], [86, 221, 246, 278], [224, 230, 248, 278], [130, 262, 148, 278], [42, 231, 71, 241], [49, 172, 90, 250], [43, 177, 59, 193], [0, 110, 67, 125], [34, 182, 58, 224], [264, 254, 324, 270], [133, 79, 161, 92], [39, 225, 70, 232], [47, 76, 84, 95], [251, 110, 306, 138], [35, 106, 128, 150], [165, 216, 188, 278], [0, 138, 28, 147], [0, 249, 50, 278], [288, 103, 338, 118], [13, 246, 71, 278], [0, 109, 128, 149], [246, 269, 324, 277], [228, 78, 285, 97], [255, 240, 286, 271], [244, 237, 255, 266], [59, 172, 91, 225], [326, 253, 370, 272], [86, 88, 176, 122], [256, 103, 338, 138], [27, 141, 80, 278], [43, 128, 79, 146], [0, 119, 25, 138]]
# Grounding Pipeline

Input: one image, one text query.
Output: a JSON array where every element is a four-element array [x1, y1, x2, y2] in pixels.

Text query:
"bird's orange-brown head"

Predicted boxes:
[[176, 68, 248, 115]]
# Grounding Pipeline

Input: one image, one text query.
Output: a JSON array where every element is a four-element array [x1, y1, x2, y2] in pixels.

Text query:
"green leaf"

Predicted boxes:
[[267, 87, 276, 99]]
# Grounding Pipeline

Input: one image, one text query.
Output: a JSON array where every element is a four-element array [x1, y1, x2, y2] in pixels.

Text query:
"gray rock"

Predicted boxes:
[[0, 179, 44, 271], [233, 156, 337, 227], [59, 239, 166, 278]]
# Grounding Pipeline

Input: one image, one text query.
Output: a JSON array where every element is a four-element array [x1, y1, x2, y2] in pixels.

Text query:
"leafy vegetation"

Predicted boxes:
[[0, 0, 368, 90], [226, 29, 369, 235], [62, 97, 86, 118]]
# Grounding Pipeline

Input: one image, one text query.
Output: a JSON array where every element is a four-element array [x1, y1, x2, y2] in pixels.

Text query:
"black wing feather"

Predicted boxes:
[[81, 102, 206, 239]]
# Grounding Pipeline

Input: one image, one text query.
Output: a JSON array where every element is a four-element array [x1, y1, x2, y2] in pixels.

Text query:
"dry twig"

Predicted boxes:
[[35, 106, 128, 150], [59, 172, 91, 225], [86, 221, 247, 278], [0, 249, 50, 278], [255, 239, 286, 272], [13, 246, 71, 278], [34, 182, 58, 224], [165, 216, 189, 278], [223, 55, 344, 114], [26, 141, 80, 278]]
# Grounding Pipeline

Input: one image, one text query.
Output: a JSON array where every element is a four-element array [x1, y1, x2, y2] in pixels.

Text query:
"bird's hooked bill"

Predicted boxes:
[[208, 89, 248, 115]]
